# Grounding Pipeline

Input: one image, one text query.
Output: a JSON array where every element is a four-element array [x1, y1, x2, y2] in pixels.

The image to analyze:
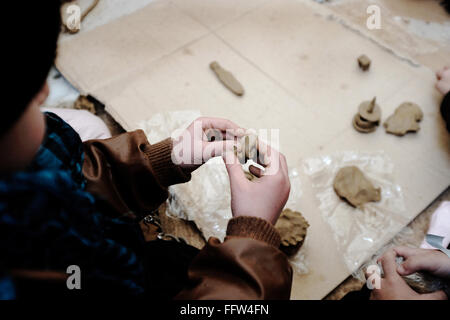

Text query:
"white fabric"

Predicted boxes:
[[421, 201, 450, 250], [42, 107, 111, 141]]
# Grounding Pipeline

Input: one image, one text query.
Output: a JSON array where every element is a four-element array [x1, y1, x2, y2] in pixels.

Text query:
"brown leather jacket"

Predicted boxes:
[[82, 130, 292, 299]]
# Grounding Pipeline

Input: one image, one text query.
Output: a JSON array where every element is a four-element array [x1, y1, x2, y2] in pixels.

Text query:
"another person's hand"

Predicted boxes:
[[368, 249, 447, 300], [394, 246, 450, 279], [224, 140, 290, 225], [436, 66, 450, 95], [172, 117, 241, 172]]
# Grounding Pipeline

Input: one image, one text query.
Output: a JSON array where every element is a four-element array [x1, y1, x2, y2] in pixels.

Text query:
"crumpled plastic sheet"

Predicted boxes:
[[167, 156, 232, 239], [138, 110, 202, 143], [303, 151, 408, 272], [351, 225, 448, 295], [352, 225, 414, 282], [138, 110, 309, 274]]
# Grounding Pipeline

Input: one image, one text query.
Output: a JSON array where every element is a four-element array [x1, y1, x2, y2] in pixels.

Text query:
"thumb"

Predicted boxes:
[[223, 150, 247, 187], [397, 254, 432, 276], [379, 249, 400, 279]]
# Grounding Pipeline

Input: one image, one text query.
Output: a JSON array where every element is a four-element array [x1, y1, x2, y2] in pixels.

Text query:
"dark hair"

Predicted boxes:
[[2, 1, 61, 136], [442, 0, 450, 13]]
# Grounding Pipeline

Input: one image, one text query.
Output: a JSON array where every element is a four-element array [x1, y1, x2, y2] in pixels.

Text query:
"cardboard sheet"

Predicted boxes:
[[56, 0, 450, 299], [324, 0, 450, 71]]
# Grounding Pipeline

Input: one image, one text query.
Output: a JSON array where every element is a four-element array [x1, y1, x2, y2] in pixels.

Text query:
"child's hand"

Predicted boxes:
[[436, 66, 450, 95], [172, 117, 242, 172], [223, 141, 290, 225], [369, 249, 447, 300], [394, 246, 450, 279]]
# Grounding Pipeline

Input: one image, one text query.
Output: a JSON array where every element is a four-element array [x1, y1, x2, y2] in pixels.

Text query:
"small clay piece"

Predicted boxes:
[[244, 171, 256, 181], [275, 209, 309, 256], [359, 97, 381, 123], [354, 114, 376, 129], [333, 166, 381, 208], [352, 97, 381, 133], [205, 128, 223, 142], [74, 95, 96, 114], [210, 61, 245, 96], [235, 134, 258, 164], [233, 134, 262, 179], [384, 102, 423, 136], [358, 54, 371, 71], [242, 134, 258, 161], [353, 115, 377, 133], [403, 270, 447, 294]]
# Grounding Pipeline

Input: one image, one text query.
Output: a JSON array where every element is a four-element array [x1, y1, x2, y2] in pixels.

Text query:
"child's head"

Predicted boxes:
[[0, 1, 61, 172]]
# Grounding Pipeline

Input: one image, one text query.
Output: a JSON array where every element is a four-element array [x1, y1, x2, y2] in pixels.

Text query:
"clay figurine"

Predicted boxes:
[[210, 61, 245, 96], [353, 97, 381, 133], [333, 166, 381, 207], [234, 134, 258, 164], [205, 128, 223, 142], [358, 54, 371, 71], [384, 102, 423, 136], [74, 95, 96, 114], [353, 114, 377, 133], [275, 209, 309, 256]]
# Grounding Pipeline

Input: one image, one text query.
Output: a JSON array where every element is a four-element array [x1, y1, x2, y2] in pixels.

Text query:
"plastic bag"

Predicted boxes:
[[139, 111, 309, 274], [303, 151, 408, 272]]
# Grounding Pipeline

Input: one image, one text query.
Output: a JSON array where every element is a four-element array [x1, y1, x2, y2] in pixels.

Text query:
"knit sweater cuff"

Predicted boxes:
[[226, 216, 281, 248], [143, 138, 191, 187]]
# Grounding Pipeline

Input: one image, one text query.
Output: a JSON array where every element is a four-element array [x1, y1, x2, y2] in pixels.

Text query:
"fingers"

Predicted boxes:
[[393, 246, 423, 276], [393, 246, 420, 259], [203, 140, 238, 161], [255, 139, 272, 167], [394, 246, 446, 276], [223, 150, 248, 187], [396, 252, 435, 276], [279, 153, 289, 177], [249, 164, 263, 178], [437, 66, 450, 79], [364, 264, 381, 281], [378, 249, 399, 279], [436, 80, 450, 96], [260, 147, 288, 179], [197, 117, 242, 133]]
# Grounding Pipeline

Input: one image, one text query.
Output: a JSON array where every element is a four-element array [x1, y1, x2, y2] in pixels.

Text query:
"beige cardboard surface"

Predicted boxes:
[[59, 0, 153, 41], [325, 0, 450, 71], [171, 0, 270, 30], [56, 0, 450, 299]]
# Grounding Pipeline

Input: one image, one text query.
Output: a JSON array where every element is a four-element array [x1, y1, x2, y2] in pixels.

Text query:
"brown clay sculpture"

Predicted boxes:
[[358, 54, 371, 71], [333, 166, 381, 207], [275, 209, 309, 256], [384, 102, 423, 136], [210, 61, 245, 96], [353, 97, 381, 133]]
